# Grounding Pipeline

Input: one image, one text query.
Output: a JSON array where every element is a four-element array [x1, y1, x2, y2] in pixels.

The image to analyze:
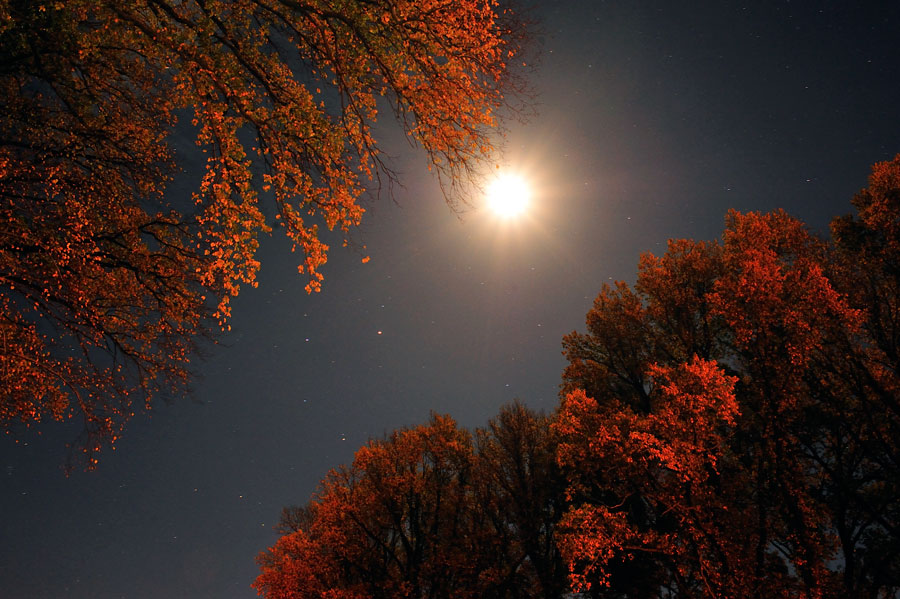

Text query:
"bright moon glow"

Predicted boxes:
[[487, 174, 530, 218]]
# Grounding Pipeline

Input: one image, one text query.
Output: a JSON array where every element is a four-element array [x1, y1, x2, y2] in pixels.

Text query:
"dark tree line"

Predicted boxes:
[[258, 156, 900, 599]]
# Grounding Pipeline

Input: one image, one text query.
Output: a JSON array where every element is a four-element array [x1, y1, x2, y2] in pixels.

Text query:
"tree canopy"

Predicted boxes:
[[556, 155, 900, 598], [0, 0, 528, 463], [254, 405, 568, 599]]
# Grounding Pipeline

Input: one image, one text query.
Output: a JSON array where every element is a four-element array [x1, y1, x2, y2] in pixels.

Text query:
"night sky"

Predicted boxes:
[[3, 1, 900, 597]]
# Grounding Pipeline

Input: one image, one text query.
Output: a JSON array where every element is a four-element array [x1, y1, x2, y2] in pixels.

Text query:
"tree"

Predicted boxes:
[[556, 158, 900, 598], [256, 414, 490, 599], [826, 155, 900, 595], [255, 405, 571, 599], [556, 359, 745, 598], [473, 402, 569, 599], [0, 0, 529, 463]]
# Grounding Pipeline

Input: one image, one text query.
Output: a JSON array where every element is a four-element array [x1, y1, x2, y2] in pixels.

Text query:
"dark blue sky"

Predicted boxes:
[[3, 1, 900, 597]]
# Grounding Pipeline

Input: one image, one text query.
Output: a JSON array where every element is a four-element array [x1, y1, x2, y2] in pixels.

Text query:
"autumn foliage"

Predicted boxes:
[[557, 155, 900, 598], [0, 0, 527, 461], [255, 405, 568, 599], [259, 156, 900, 598]]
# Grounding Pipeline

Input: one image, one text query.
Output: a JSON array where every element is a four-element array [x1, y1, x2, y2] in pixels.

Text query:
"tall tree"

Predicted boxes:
[[826, 154, 900, 595], [0, 0, 529, 462], [557, 158, 900, 598]]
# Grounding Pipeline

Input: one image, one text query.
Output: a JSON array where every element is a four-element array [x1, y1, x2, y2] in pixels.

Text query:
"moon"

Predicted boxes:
[[487, 174, 530, 218]]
